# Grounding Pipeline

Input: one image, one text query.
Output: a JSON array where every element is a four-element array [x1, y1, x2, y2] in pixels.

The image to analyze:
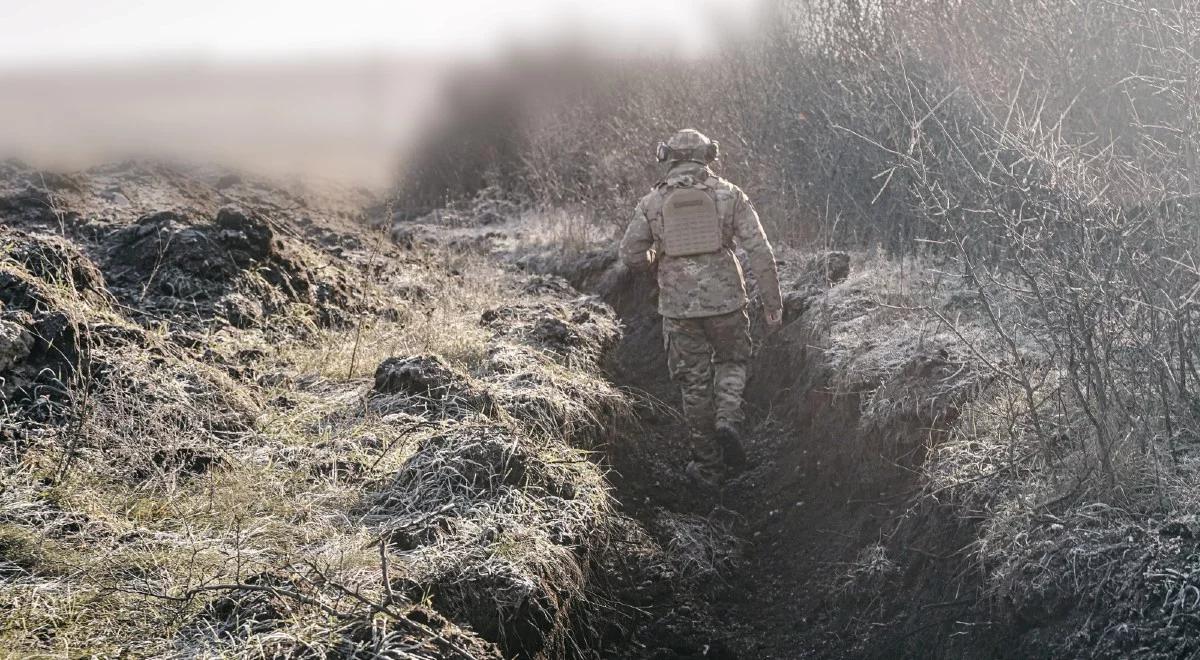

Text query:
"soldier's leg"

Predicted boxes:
[[706, 308, 753, 429], [705, 308, 753, 469], [662, 316, 718, 463]]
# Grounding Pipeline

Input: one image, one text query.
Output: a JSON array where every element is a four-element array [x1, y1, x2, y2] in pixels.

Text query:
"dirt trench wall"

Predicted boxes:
[[515, 249, 670, 399]]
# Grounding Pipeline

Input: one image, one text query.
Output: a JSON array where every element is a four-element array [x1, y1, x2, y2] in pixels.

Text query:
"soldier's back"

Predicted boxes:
[[642, 170, 750, 319]]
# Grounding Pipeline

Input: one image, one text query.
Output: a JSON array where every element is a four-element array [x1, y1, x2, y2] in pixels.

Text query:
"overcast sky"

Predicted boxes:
[[0, 0, 764, 68]]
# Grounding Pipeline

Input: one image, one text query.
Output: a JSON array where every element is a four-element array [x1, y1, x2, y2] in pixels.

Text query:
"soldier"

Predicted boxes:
[[619, 129, 783, 486]]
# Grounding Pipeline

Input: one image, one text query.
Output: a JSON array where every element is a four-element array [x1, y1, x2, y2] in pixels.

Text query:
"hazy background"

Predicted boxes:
[[0, 0, 764, 186]]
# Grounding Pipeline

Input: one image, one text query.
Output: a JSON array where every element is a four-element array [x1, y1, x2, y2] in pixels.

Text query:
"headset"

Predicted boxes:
[[655, 140, 720, 164]]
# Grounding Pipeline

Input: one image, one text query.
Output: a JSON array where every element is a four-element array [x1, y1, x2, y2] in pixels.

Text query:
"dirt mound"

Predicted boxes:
[[0, 160, 385, 332], [360, 421, 622, 658], [371, 353, 493, 419], [3, 229, 110, 305], [374, 353, 477, 399], [780, 251, 851, 318], [0, 217, 256, 436], [482, 297, 619, 365], [0, 229, 108, 421], [0, 320, 33, 372], [0, 229, 110, 341], [104, 205, 355, 327], [349, 279, 648, 658], [182, 569, 504, 659], [998, 511, 1200, 658], [511, 248, 669, 404], [479, 295, 628, 443]]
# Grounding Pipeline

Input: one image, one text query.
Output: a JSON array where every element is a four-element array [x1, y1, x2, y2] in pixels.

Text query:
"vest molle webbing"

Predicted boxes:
[[661, 186, 722, 257]]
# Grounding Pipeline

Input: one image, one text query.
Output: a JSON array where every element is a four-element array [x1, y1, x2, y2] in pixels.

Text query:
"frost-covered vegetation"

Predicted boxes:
[[400, 1, 1200, 655], [0, 163, 672, 658]]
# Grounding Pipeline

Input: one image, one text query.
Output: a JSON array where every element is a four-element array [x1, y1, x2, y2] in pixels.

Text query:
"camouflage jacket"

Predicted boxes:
[[620, 162, 783, 319]]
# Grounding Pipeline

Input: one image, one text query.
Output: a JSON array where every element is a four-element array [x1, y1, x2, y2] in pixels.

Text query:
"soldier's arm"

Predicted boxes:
[[732, 190, 783, 315], [619, 200, 657, 270]]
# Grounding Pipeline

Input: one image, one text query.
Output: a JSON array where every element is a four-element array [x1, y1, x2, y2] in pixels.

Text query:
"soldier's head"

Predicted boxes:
[[656, 129, 719, 166]]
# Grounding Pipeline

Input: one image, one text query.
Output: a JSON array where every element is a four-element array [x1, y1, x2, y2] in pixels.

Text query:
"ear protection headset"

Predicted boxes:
[[655, 140, 720, 164]]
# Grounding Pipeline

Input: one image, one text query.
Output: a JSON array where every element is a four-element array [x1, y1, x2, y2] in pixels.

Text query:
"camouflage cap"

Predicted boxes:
[[659, 129, 719, 164]]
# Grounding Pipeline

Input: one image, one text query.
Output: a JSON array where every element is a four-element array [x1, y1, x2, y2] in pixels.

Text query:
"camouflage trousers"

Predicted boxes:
[[663, 308, 752, 460]]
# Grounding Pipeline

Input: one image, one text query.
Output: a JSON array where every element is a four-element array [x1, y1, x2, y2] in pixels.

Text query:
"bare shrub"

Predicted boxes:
[[891, 2, 1200, 497]]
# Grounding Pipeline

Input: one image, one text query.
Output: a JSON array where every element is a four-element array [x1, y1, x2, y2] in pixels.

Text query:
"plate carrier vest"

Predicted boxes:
[[660, 185, 722, 257]]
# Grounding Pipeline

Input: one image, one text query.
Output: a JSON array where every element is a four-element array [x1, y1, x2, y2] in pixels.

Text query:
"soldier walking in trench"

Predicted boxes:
[[619, 129, 783, 486]]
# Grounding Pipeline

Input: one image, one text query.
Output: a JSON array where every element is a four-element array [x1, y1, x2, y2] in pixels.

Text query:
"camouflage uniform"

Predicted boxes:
[[619, 130, 783, 471], [662, 309, 752, 437]]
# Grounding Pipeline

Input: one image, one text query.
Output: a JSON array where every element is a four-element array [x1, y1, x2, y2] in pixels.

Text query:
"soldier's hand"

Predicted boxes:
[[765, 308, 784, 333]]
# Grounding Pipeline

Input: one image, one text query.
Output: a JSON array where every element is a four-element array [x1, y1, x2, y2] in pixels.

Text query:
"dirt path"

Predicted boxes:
[[586, 288, 845, 658], [607, 376, 877, 659]]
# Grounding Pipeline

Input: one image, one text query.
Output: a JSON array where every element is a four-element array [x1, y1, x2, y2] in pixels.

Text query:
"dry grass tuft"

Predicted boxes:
[[650, 510, 744, 589]]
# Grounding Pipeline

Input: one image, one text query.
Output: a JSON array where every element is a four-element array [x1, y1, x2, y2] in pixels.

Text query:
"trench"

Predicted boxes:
[[600, 269, 867, 659], [531, 252, 990, 659]]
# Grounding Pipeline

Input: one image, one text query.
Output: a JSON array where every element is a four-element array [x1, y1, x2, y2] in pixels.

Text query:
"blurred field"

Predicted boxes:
[[0, 56, 444, 187]]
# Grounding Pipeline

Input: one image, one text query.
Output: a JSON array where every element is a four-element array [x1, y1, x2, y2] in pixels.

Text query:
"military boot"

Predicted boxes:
[[685, 442, 723, 490], [685, 457, 722, 489], [715, 423, 747, 471]]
